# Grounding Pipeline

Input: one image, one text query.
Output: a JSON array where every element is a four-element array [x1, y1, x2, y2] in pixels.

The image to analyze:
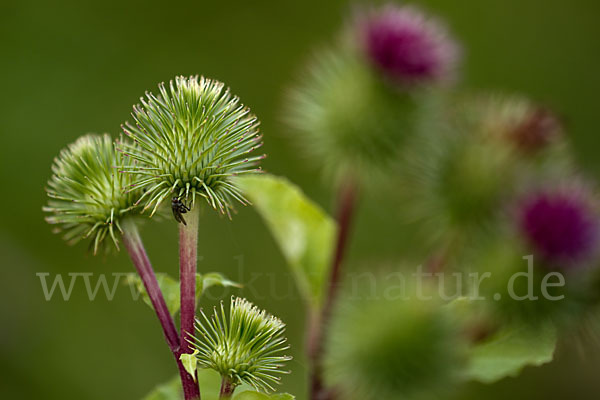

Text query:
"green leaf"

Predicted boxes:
[[142, 376, 182, 400], [464, 322, 557, 383], [233, 391, 295, 400], [124, 273, 180, 315], [236, 174, 336, 308], [179, 350, 199, 382], [142, 370, 223, 400], [141, 371, 272, 400], [125, 272, 240, 316], [196, 272, 242, 306]]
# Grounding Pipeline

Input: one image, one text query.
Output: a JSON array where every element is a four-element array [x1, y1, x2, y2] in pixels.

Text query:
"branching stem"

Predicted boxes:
[[121, 218, 200, 399]]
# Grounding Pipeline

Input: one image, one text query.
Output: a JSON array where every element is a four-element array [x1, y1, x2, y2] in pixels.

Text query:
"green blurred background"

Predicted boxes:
[[2, 0, 600, 398]]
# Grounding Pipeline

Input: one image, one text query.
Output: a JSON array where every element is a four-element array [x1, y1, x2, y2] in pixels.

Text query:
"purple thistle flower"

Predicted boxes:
[[518, 189, 599, 267], [359, 4, 459, 86]]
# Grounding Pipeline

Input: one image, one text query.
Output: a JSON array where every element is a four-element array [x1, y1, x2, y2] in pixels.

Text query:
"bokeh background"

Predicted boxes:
[[2, 0, 600, 398]]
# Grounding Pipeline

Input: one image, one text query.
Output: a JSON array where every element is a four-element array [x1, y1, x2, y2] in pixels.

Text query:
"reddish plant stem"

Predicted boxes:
[[218, 377, 236, 400], [122, 219, 179, 352], [179, 206, 201, 399], [121, 218, 200, 399], [309, 181, 358, 400]]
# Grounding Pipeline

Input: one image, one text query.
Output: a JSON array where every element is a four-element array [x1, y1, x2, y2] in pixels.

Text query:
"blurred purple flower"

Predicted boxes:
[[359, 4, 459, 86], [519, 189, 599, 267]]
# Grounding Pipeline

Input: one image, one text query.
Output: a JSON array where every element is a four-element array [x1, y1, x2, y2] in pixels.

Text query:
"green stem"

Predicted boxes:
[[179, 205, 201, 399]]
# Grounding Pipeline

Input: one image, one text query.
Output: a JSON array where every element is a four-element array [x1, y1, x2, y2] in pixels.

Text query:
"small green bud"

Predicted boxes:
[[287, 46, 421, 182], [189, 297, 291, 393], [324, 286, 464, 400], [119, 76, 264, 217], [44, 134, 142, 253]]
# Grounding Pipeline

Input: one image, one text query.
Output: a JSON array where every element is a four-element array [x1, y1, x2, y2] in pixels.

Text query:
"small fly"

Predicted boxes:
[[171, 197, 190, 225]]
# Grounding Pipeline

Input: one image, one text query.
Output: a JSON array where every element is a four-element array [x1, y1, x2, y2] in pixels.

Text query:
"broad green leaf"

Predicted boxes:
[[179, 350, 199, 382], [125, 272, 240, 316], [236, 174, 336, 308], [464, 322, 557, 383], [142, 375, 181, 400], [233, 391, 295, 400]]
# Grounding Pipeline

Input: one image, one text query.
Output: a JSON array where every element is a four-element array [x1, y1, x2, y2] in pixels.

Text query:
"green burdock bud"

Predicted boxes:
[[324, 287, 464, 400], [189, 297, 291, 394], [287, 48, 415, 181], [44, 134, 142, 253], [400, 125, 516, 251], [398, 93, 570, 252], [119, 76, 264, 217]]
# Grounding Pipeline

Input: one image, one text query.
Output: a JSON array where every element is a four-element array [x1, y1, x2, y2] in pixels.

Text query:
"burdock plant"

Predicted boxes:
[[119, 75, 265, 398], [286, 4, 460, 398], [43, 76, 285, 400], [189, 297, 291, 399], [41, 2, 599, 400]]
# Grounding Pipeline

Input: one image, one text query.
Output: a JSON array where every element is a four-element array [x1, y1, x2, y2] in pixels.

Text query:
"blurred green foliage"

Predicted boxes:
[[2, 0, 600, 399]]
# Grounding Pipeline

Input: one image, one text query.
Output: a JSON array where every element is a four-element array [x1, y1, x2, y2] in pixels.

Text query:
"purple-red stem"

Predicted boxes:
[[309, 181, 358, 400], [121, 218, 200, 400], [179, 206, 201, 399], [122, 219, 180, 351], [219, 377, 236, 400]]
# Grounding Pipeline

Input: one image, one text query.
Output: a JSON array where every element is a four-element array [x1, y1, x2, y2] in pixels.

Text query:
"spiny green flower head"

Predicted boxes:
[[44, 134, 142, 253], [287, 46, 419, 183], [398, 121, 517, 252], [119, 76, 264, 217], [190, 296, 291, 392], [324, 285, 464, 400], [396, 93, 569, 252]]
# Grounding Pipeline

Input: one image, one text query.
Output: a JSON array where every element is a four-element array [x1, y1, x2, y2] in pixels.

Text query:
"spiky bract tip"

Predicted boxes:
[[190, 297, 291, 392], [120, 76, 264, 217], [44, 134, 142, 253]]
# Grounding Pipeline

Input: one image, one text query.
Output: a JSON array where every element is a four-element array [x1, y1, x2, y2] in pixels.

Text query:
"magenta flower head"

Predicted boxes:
[[518, 187, 599, 268], [358, 3, 460, 86]]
